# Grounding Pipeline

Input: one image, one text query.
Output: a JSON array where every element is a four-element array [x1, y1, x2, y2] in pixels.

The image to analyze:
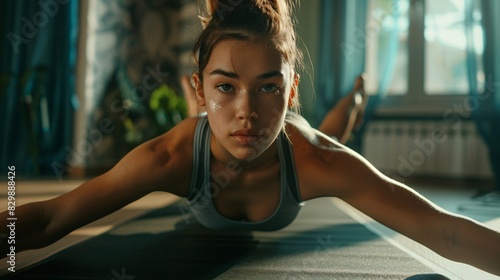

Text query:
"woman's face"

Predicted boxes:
[[194, 38, 296, 163]]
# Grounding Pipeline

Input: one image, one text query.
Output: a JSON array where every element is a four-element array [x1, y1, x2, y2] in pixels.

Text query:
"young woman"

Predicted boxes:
[[2, 0, 499, 275]]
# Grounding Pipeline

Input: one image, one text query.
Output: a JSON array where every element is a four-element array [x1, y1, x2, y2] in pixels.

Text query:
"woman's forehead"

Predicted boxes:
[[204, 39, 292, 78]]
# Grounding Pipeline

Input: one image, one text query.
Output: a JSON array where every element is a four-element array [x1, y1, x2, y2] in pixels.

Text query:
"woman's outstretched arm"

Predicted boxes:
[[294, 129, 500, 276], [0, 119, 195, 255], [327, 148, 499, 275]]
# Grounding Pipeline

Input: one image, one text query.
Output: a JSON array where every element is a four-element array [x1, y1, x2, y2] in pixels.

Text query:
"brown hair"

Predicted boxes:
[[193, 0, 302, 92]]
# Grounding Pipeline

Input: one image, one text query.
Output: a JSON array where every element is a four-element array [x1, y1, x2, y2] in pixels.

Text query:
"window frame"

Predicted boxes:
[[373, 0, 475, 117]]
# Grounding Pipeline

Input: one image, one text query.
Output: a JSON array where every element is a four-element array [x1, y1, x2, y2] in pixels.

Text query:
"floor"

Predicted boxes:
[[0, 178, 499, 279]]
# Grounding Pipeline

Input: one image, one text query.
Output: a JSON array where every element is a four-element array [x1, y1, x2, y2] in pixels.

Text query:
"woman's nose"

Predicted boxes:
[[236, 92, 258, 121]]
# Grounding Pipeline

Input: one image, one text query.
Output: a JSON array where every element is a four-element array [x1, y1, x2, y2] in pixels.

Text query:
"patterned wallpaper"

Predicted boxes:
[[83, 0, 200, 172]]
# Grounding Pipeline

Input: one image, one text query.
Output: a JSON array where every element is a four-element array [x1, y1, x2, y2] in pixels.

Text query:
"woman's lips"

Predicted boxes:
[[231, 129, 260, 145], [232, 135, 259, 144]]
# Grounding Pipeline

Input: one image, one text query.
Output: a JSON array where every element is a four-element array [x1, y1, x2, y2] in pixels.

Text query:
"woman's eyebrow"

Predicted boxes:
[[257, 70, 284, 79], [209, 69, 238, 78], [208, 69, 283, 79]]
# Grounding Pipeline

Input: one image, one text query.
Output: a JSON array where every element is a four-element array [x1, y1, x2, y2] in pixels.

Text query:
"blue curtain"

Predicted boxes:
[[466, 0, 500, 190], [0, 0, 79, 176], [316, 0, 401, 151], [314, 0, 367, 129]]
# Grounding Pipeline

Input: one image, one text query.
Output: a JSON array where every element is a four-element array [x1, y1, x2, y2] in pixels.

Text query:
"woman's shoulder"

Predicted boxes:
[[129, 116, 201, 196], [162, 117, 198, 140], [284, 111, 343, 153], [284, 112, 365, 200], [160, 116, 200, 144], [148, 116, 204, 164]]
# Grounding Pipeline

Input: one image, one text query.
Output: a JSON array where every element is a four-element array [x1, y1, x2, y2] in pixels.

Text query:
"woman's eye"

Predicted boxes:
[[261, 84, 279, 93], [216, 84, 233, 93]]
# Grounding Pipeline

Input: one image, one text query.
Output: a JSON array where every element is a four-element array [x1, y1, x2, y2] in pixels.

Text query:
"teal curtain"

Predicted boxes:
[[466, 0, 500, 191], [316, 0, 401, 151], [314, 0, 367, 131], [0, 0, 79, 176]]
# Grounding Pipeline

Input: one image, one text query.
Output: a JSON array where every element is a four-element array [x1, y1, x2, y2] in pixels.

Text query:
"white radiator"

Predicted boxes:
[[362, 120, 493, 179]]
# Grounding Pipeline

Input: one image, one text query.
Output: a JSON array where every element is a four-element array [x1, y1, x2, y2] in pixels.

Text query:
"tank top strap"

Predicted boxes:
[[279, 132, 302, 203], [187, 116, 210, 201]]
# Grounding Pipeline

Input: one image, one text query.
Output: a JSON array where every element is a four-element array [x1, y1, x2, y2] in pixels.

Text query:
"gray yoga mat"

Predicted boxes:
[[3, 198, 446, 279]]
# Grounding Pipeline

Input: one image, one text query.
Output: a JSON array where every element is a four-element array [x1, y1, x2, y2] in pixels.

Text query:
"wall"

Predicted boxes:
[[295, 0, 320, 121]]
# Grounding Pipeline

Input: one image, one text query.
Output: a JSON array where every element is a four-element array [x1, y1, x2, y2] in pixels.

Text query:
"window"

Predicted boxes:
[[364, 0, 484, 115]]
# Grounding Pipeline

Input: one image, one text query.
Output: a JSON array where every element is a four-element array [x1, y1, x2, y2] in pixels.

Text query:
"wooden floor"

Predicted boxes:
[[0, 178, 499, 279]]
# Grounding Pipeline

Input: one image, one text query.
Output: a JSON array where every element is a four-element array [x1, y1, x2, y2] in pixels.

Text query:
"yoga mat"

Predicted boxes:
[[2, 198, 444, 279]]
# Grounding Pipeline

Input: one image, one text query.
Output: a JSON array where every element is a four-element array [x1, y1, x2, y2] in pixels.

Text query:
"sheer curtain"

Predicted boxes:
[[466, 0, 500, 192], [0, 1, 79, 176], [353, 0, 403, 152]]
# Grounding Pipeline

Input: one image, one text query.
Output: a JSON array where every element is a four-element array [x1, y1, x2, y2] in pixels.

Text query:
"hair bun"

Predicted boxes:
[[200, 0, 293, 28]]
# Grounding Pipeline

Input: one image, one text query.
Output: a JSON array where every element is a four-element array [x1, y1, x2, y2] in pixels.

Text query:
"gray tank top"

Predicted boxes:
[[187, 116, 303, 231]]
